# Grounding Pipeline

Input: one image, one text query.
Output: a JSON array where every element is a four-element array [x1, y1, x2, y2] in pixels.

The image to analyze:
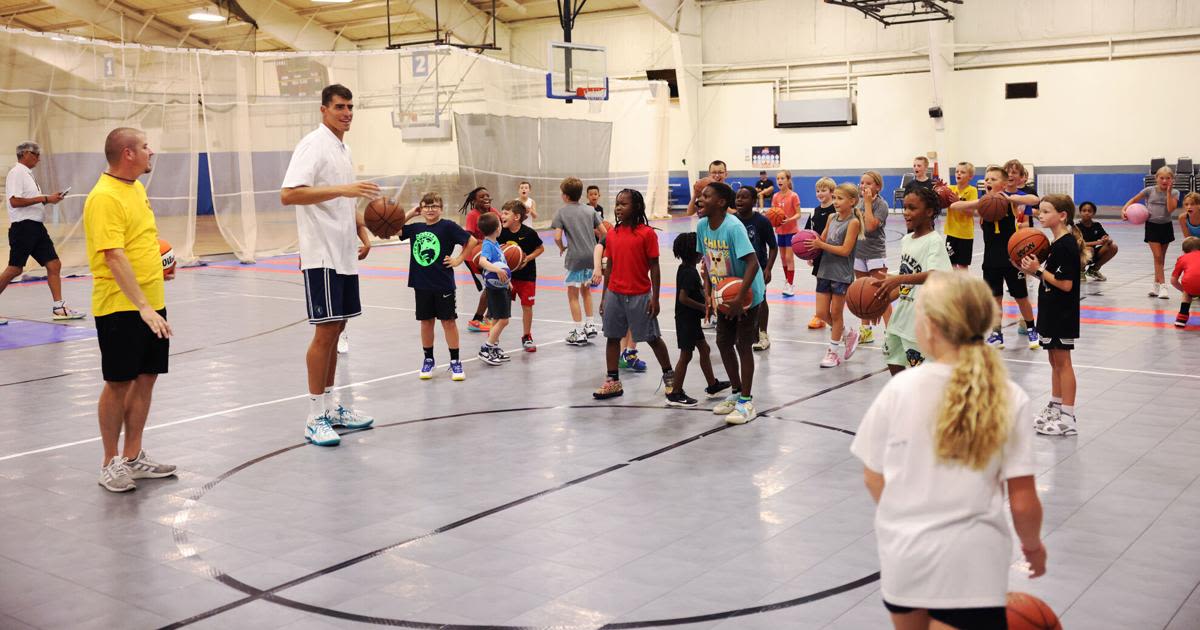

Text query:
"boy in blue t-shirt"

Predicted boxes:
[[475, 212, 511, 366], [696, 181, 765, 425], [399, 192, 475, 381]]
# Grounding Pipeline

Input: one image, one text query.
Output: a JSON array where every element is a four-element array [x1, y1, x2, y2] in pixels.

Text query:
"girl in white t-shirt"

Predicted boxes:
[[851, 271, 1046, 630], [518, 181, 538, 226]]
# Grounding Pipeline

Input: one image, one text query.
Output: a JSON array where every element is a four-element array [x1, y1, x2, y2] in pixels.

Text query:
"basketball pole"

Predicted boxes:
[[556, 0, 588, 103]]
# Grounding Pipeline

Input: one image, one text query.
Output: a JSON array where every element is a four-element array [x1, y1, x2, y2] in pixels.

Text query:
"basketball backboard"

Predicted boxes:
[[545, 41, 608, 102]]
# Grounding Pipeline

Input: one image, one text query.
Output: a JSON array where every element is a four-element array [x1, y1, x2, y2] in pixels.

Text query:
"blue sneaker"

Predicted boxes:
[[449, 359, 465, 381], [1027, 325, 1040, 350], [419, 357, 435, 380], [986, 330, 1004, 350], [329, 405, 374, 429], [621, 350, 647, 372], [305, 416, 340, 446]]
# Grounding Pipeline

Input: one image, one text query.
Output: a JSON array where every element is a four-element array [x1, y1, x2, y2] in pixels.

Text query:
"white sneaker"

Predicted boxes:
[[1158, 284, 1171, 300], [583, 322, 599, 338], [1033, 405, 1061, 429], [337, 332, 349, 354], [126, 450, 177, 479], [752, 331, 771, 351], [98, 456, 135, 492], [781, 284, 795, 297], [819, 348, 841, 368], [726, 400, 756, 425], [0, 318, 7, 325], [1149, 283, 1160, 297], [328, 405, 374, 429], [305, 415, 341, 446], [713, 393, 739, 415], [52, 304, 85, 320], [1036, 414, 1078, 436]]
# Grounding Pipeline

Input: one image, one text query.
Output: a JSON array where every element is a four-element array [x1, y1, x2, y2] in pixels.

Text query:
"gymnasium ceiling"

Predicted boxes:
[[0, 0, 642, 52]]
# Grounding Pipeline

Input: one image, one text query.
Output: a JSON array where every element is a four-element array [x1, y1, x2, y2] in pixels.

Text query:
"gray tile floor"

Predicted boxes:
[[1, 215, 1198, 629]]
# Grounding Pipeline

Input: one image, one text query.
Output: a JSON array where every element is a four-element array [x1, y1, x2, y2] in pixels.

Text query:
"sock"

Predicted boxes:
[[829, 340, 843, 351], [449, 348, 460, 361], [784, 267, 795, 284], [1049, 396, 1062, 407], [607, 370, 619, 381], [308, 394, 323, 419], [1061, 405, 1075, 417], [323, 387, 334, 413], [661, 366, 671, 374], [1024, 319, 1035, 331], [1182, 301, 1193, 316], [53, 299, 65, 307], [423, 347, 434, 360], [586, 316, 595, 326], [738, 394, 752, 403], [482, 342, 494, 349], [994, 326, 1003, 334], [474, 311, 485, 321]]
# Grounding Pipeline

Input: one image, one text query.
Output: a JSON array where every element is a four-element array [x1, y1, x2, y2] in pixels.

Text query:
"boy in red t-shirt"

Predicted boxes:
[[593, 189, 674, 399], [1172, 236, 1200, 328]]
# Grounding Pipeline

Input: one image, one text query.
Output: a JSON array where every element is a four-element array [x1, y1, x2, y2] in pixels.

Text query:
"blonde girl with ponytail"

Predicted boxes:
[[1020, 193, 1088, 436], [851, 271, 1045, 629]]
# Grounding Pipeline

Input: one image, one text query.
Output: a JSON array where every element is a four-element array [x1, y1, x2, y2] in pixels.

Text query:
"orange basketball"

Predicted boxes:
[[1008, 227, 1050, 268], [158, 239, 175, 277], [463, 240, 482, 274], [1006, 592, 1062, 630], [501, 242, 524, 270], [712, 277, 744, 315], [845, 277, 892, 320], [765, 207, 785, 228], [364, 197, 404, 239], [934, 183, 959, 209], [594, 220, 613, 239], [978, 193, 1011, 222]]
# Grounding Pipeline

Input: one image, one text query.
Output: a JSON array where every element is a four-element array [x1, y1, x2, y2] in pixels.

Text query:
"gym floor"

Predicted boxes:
[[1, 215, 1198, 629]]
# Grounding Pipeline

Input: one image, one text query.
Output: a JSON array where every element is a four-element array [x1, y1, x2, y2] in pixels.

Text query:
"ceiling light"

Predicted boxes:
[[313, 0, 353, 4], [188, 8, 225, 22]]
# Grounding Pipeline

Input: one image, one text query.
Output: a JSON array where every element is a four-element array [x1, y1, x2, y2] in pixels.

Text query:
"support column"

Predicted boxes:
[[927, 20, 954, 179], [640, 0, 702, 198]]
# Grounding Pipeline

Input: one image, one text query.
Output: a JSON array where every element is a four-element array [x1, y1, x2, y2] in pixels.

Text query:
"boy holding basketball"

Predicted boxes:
[[552, 176, 604, 345], [476, 212, 512, 365], [1172, 236, 1200, 328], [697, 182, 764, 424], [499, 200, 544, 351]]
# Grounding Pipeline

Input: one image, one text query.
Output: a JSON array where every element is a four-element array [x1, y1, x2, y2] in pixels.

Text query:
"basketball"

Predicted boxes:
[[1125, 202, 1150, 225], [845, 277, 891, 320], [364, 197, 404, 239], [1008, 227, 1050, 267], [463, 240, 482, 274], [1006, 592, 1062, 630], [791, 228, 822, 261], [159, 239, 175, 277], [713, 277, 744, 315], [502, 242, 524, 270], [595, 220, 613, 239], [765, 207, 785, 228], [978, 193, 1010, 222], [934, 183, 959, 209]]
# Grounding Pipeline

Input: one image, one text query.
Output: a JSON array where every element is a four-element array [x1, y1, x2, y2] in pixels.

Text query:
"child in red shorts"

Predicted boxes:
[[1172, 236, 1200, 328], [499, 200, 545, 350]]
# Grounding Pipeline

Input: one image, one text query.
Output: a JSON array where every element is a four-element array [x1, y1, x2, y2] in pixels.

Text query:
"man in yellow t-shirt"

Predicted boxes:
[[83, 127, 176, 493], [944, 161, 978, 270]]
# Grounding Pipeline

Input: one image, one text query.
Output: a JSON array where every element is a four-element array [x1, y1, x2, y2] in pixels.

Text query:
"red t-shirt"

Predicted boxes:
[[603, 223, 659, 295], [1173, 250, 1200, 296], [772, 190, 800, 235], [464, 206, 500, 239]]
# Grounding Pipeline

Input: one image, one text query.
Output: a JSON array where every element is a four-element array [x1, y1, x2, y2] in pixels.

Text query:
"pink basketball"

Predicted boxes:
[[1126, 203, 1150, 225], [791, 229, 822, 261]]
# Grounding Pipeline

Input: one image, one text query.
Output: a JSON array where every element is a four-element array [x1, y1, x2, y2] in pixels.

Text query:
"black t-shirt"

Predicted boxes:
[[590, 204, 605, 220], [1037, 234, 1081, 339], [736, 210, 775, 269], [499, 224, 542, 282], [1077, 221, 1108, 246], [754, 178, 774, 195], [400, 219, 471, 291], [981, 193, 1020, 269], [675, 265, 705, 321], [806, 204, 835, 235]]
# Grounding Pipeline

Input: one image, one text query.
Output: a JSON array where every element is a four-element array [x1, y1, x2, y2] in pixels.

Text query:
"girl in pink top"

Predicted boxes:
[[772, 170, 801, 296]]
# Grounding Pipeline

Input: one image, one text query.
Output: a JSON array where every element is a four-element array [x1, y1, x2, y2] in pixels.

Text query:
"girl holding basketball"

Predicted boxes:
[[771, 170, 801, 296], [1123, 165, 1179, 299], [1020, 194, 1088, 436], [852, 271, 1045, 630], [803, 182, 861, 368]]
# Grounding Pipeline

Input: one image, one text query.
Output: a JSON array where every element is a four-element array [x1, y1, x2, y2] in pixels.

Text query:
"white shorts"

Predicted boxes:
[[854, 257, 888, 273]]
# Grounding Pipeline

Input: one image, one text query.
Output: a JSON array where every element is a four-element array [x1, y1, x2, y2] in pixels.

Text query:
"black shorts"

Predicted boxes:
[[303, 268, 361, 324], [982, 266, 1028, 299], [7, 220, 58, 268], [485, 286, 511, 320], [811, 252, 822, 277], [96, 308, 169, 382], [945, 235, 973, 267], [716, 303, 760, 348], [414, 288, 457, 321], [1040, 335, 1075, 350], [675, 316, 706, 352], [883, 600, 1006, 629], [1145, 221, 1175, 244]]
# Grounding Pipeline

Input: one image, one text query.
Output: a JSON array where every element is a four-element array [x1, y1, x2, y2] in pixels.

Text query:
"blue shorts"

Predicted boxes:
[[303, 268, 362, 324], [815, 277, 850, 295], [776, 233, 794, 248], [565, 268, 594, 287]]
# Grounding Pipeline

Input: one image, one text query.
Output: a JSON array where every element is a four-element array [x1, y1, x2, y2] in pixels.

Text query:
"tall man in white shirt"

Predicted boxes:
[[280, 84, 378, 447], [1, 141, 85, 324]]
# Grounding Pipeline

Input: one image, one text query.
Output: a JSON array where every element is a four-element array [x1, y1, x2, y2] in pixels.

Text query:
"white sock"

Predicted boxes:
[[1049, 397, 1062, 406], [1061, 405, 1075, 417], [308, 394, 323, 420], [53, 300, 65, 307], [829, 340, 843, 351], [586, 316, 595, 326], [323, 387, 334, 413]]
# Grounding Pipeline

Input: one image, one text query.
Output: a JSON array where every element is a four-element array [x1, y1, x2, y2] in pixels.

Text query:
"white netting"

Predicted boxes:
[[0, 27, 670, 269]]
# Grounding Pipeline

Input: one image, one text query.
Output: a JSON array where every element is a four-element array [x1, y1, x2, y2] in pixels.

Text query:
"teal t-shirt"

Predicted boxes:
[[889, 230, 952, 342], [697, 215, 766, 309]]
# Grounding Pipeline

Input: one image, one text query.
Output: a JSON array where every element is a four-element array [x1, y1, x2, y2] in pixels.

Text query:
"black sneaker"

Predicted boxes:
[[704, 380, 732, 399], [666, 391, 698, 408]]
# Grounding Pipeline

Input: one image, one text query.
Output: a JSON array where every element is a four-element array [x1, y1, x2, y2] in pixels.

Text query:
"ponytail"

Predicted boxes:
[[1042, 194, 1091, 268]]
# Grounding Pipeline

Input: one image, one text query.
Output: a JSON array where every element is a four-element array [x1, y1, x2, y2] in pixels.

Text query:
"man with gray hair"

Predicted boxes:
[[1, 141, 84, 324]]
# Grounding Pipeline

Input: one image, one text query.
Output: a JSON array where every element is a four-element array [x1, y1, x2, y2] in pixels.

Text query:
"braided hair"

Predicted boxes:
[[459, 186, 487, 215], [672, 231, 699, 264], [616, 188, 649, 229]]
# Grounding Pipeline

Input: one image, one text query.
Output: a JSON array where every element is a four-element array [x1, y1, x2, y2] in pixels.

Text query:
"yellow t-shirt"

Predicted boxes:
[[944, 184, 978, 239], [83, 174, 164, 317]]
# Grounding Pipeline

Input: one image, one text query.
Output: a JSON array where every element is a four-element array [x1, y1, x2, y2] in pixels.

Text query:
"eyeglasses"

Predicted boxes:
[[421, 204, 442, 209]]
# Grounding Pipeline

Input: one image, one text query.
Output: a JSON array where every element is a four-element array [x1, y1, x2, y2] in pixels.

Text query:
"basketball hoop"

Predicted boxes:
[[578, 86, 606, 113]]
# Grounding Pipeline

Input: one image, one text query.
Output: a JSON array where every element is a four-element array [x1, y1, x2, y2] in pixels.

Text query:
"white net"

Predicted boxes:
[[0, 27, 670, 270]]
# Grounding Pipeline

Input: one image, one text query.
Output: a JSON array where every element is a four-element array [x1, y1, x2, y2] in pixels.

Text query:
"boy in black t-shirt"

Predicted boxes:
[[734, 186, 778, 350], [499, 200, 545, 351], [586, 185, 605, 221], [754, 171, 775, 208], [667, 232, 729, 407], [1077, 201, 1117, 281], [400, 192, 475, 381], [902, 156, 935, 196]]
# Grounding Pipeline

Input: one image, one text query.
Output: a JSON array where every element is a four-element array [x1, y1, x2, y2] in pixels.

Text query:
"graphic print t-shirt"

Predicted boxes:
[[889, 231, 952, 342], [696, 216, 765, 309], [400, 219, 470, 292]]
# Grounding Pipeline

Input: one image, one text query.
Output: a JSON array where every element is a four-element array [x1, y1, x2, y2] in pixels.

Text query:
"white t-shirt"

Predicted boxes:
[[282, 125, 359, 275], [521, 196, 535, 226], [850, 362, 1035, 609], [6, 163, 45, 223]]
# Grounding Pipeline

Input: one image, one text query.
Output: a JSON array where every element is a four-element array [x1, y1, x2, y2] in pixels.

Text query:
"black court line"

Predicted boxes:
[[164, 376, 886, 629]]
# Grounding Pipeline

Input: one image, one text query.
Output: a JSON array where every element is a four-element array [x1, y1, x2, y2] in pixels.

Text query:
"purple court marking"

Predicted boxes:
[[0, 320, 95, 350]]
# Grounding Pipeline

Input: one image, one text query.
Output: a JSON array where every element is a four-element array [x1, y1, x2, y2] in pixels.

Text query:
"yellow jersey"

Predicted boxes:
[[944, 184, 978, 239], [83, 174, 164, 317]]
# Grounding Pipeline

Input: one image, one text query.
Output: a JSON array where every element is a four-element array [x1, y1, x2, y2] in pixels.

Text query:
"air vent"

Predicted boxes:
[[1006, 82, 1038, 99]]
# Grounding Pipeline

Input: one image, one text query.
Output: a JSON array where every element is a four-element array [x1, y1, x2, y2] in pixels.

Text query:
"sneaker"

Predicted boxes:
[[859, 325, 874, 345], [1016, 320, 1027, 336], [819, 348, 841, 368], [126, 450, 177, 479], [661, 370, 676, 395], [98, 456, 135, 492], [52, 304, 85, 320], [305, 416, 341, 446], [807, 315, 826, 330], [337, 332, 349, 354], [480, 344, 503, 364], [1149, 283, 1160, 297], [419, 357, 436, 379], [1027, 326, 1040, 350], [704, 380, 732, 399], [1036, 414, 1078, 436], [782, 284, 795, 297], [0, 318, 7, 325], [492, 346, 511, 362], [726, 399, 756, 425], [713, 393, 740, 415], [620, 350, 647, 372], [1178, 312, 1190, 328], [752, 331, 771, 351], [666, 391, 698, 408], [1158, 284, 1171, 300], [700, 318, 716, 330], [522, 334, 536, 352], [1091, 269, 1107, 281], [565, 330, 589, 346], [987, 330, 1005, 349], [329, 405, 374, 429], [467, 319, 491, 332], [1033, 404, 1061, 430], [843, 329, 859, 360], [583, 322, 599, 338], [449, 360, 466, 381], [593, 377, 624, 399]]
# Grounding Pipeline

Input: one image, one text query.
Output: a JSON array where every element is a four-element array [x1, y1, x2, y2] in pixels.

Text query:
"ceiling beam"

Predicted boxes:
[[232, 0, 357, 50], [37, 0, 214, 47], [405, 0, 510, 49]]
